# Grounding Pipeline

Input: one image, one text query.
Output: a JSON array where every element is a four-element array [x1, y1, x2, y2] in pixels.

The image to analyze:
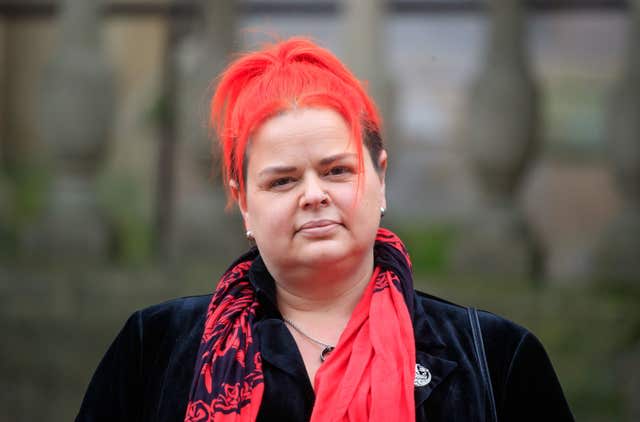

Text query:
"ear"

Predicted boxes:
[[229, 179, 250, 230], [377, 149, 388, 210]]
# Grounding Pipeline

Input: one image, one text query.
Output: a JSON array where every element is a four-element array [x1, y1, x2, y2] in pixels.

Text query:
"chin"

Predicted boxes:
[[295, 239, 363, 268]]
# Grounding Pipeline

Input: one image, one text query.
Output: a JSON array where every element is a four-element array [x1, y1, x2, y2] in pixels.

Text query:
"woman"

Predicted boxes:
[[77, 38, 574, 422]]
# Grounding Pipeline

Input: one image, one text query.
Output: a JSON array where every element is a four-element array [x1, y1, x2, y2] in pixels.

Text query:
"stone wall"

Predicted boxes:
[[1, 5, 634, 280]]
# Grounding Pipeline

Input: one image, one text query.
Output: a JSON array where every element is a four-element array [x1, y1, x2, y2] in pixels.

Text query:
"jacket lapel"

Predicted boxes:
[[412, 293, 459, 408], [414, 351, 458, 408]]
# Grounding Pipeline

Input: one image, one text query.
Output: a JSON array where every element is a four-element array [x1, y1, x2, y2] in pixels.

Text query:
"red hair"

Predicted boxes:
[[210, 37, 383, 206]]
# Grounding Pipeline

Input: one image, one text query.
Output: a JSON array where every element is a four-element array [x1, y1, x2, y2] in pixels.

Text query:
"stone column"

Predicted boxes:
[[342, 0, 397, 155], [29, 0, 115, 262], [0, 17, 5, 161], [0, 18, 8, 254], [593, 0, 640, 285], [170, 0, 245, 263], [343, 0, 386, 107], [452, 0, 541, 278]]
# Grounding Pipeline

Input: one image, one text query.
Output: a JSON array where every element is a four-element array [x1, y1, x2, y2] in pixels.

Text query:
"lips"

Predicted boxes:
[[296, 219, 341, 236], [299, 219, 338, 230]]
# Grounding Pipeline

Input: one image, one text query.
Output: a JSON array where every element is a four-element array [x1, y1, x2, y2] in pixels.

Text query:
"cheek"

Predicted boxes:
[[358, 177, 383, 207], [338, 187, 380, 229], [331, 182, 359, 209], [249, 194, 294, 235], [355, 182, 384, 223]]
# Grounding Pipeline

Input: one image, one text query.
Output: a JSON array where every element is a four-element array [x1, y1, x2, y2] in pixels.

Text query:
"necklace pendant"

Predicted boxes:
[[320, 346, 335, 362]]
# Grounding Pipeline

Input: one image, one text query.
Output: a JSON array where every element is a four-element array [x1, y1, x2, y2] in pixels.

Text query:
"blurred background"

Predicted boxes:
[[1, 0, 639, 420]]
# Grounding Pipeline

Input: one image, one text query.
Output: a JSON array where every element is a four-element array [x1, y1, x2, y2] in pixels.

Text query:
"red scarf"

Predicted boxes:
[[185, 228, 416, 421]]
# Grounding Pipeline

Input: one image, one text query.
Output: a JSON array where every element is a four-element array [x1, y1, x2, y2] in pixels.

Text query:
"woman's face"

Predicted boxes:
[[238, 107, 387, 273]]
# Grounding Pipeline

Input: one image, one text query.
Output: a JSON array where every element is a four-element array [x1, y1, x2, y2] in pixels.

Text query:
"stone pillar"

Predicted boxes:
[[452, 0, 541, 278], [0, 17, 5, 160], [169, 0, 245, 263], [342, 0, 386, 108], [342, 0, 397, 155], [592, 0, 640, 285], [29, 0, 115, 262], [0, 17, 8, 254], [0, 16, 56, 259]]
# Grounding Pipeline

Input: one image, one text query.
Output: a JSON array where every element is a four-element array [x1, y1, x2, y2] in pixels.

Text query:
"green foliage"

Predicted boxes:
[[4, 164, 49, 225], [391, 223, 458, 276], [0, 173, 15, 257], [0, 163, 50, 259], [97, 170, 152, 266], [147, 91, 173, 126]]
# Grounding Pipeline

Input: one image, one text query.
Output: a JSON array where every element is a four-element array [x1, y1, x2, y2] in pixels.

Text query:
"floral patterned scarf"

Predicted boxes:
[[185, 228, 416, 421]]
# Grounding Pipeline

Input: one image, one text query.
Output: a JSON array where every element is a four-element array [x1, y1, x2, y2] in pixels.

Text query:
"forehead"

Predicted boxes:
[[248, 108, 355, 161]]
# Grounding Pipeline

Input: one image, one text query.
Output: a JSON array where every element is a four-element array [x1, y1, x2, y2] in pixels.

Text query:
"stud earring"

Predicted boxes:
[[246, 230, 254, 241], [380, 207, 386, 218]]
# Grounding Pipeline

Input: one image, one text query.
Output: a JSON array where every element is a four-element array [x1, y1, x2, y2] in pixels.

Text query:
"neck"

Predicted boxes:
[[273, 251, 374, 326]]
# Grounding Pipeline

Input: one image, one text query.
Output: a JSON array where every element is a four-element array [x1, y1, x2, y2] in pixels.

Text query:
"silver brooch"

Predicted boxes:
[[414, 363, 432, 387]]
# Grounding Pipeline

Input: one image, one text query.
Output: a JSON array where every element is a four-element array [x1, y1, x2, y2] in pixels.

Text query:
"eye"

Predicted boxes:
[[269, 177, 295, 189], [327, 166, 352, 176]]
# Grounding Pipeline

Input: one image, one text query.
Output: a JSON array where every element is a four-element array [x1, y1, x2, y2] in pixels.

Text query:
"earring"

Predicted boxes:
[[380, 207, 386, 218], [246, 230, 254, 241]]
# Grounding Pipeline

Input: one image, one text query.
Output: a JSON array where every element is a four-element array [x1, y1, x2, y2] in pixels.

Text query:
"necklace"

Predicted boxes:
[[283, 318, 336, 362]]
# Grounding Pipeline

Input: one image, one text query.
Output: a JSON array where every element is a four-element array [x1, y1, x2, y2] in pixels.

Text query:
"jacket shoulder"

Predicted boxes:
[[138, 294, 212, 320], [414, 290, 574, 421], [134, 294, 212, 340], [76, 295, 212, 421], [414, 289, 529, 341]]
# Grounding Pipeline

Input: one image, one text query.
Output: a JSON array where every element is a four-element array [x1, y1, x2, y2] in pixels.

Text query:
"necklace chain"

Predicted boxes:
[[283, 318, 335, 349]]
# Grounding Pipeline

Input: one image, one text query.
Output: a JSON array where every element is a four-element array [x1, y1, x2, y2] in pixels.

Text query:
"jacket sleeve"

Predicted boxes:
[[76, 311, 144, 422], [499, 331, 574, 421]]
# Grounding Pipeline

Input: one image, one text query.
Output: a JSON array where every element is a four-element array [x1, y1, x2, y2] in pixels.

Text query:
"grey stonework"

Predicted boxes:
[[591, 0, 640, 285], [29, 0, 115, 261], [171, 0, 245, 262], [342, 0, 397, 156], [0, 19, 5, 164], [452, 0, 541, 277]]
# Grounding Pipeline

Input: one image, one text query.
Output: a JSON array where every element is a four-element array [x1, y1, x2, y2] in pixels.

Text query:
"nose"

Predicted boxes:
[[299, 173, 329, 210]]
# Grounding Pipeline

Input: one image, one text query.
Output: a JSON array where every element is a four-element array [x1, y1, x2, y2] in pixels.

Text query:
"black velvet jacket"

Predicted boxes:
[[76, 256, 574, 422]]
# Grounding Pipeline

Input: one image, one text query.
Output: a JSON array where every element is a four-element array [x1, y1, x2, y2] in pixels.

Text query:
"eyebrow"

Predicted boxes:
[[319, 153, 357, 166], [257, 153, 357, 178], [257, 165, 297, 178]]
